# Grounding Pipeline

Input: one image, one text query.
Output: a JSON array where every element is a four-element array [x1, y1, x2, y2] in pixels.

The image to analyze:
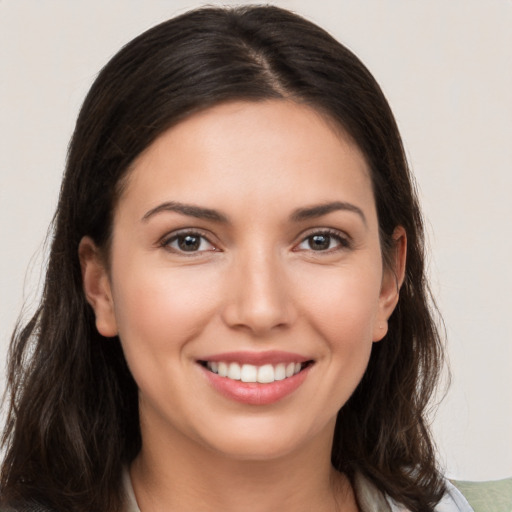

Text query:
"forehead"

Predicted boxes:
[[119, 99, 375, 222]]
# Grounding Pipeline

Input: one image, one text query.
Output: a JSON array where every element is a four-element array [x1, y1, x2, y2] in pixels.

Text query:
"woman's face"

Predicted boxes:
[[82, 100, 402, 461]]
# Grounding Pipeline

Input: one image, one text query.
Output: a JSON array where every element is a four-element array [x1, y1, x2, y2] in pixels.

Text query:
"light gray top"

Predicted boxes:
[[123, 469, 474, 512]]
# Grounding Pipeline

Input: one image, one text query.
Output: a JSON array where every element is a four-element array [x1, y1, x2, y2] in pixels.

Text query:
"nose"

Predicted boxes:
[[221, 247, 296, 336]]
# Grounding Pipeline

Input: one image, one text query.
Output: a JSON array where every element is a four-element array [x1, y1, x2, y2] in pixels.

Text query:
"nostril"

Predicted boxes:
[[220, 263, 296, 334]]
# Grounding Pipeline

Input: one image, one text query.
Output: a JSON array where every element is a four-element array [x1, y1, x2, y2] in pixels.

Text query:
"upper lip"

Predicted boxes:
[[197, 350, 312, 366]]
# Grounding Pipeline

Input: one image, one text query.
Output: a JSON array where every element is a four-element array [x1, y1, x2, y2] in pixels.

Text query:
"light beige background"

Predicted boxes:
[[1, 0, 511, 481]]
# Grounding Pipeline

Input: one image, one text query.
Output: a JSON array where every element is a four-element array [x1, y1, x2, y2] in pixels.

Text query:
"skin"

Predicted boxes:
[[80, 99, 406, 511]]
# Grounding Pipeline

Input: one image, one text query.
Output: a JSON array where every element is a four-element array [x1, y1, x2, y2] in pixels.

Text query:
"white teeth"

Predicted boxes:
[[227, 362, 241, 380], [205, 360, 307, 383], [274, 363, 286, 381], [240, 364, 257, 383], [257, 364, 274, 383], [218, 362, 228, 377]]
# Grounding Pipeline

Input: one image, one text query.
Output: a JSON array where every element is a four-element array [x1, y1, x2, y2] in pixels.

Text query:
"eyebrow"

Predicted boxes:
[[290, 201, 367, 225], [142, 200, 366, 226], [142, 201, 229, 223]]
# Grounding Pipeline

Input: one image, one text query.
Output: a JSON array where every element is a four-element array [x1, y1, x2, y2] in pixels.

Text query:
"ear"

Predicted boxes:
[[373, 226, 407, 342], [78, 236, 118, 337]]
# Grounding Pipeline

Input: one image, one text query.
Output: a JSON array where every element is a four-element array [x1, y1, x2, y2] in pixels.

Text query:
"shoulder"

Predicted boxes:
[[387, 480, 474, 512], [430, 480, 475, 512], [449, 477, 512, 512], [354, 472, 474, 512]]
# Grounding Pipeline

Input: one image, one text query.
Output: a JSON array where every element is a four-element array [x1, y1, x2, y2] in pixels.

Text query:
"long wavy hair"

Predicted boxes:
[[1, 5, 446, 512]]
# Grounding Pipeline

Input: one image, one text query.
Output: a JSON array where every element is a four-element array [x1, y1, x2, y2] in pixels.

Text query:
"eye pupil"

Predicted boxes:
[[178, 235, 200, 251], [309, 234, 330, 250]]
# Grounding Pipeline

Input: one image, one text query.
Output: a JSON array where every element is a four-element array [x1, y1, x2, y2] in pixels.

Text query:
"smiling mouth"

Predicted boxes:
[[199, 360, 314, 384]]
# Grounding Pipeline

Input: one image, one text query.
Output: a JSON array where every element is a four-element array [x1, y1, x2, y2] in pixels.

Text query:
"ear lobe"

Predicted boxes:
[[78, 236, 118, 337], [373, 226, 407, 342]]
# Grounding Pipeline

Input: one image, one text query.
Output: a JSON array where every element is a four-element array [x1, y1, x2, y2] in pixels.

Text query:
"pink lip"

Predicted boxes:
[[199, 362, 313, 406], [198, 350, 310, 365]]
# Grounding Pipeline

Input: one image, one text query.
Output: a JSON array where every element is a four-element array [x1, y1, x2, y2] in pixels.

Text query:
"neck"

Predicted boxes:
[[130, 418, 357, 512]]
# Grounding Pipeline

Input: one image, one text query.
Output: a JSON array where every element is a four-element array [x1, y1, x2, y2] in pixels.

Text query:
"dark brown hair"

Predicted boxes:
[[1, 5, 445, 511]]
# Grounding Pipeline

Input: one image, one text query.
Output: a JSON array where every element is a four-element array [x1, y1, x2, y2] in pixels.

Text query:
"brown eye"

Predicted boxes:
[[308, 234, 331, 251], [164, 232, 216, 253], [178, 234, 201, 251], [295, 230, 349, 253]]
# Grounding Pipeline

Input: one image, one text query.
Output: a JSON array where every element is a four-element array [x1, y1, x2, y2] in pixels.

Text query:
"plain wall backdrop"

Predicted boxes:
[[1, 0, 511, 481]]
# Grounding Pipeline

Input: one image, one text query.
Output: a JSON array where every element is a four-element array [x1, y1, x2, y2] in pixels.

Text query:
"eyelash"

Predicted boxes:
[[159, 228, 351, 255], [160, 230, 217, 255], [295, 229, 351, 253]]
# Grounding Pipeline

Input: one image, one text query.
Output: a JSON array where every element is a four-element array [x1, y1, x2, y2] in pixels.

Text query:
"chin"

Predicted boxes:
[[193, 414, 334, 463], [209, 435, 305, 462]]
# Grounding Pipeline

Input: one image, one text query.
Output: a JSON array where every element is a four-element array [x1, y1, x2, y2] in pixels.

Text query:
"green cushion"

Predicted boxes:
[[451, 478, 512, 512]]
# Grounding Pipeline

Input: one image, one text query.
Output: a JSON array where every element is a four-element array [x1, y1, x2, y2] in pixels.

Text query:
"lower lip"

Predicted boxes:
[[200, 364, 312, 405]]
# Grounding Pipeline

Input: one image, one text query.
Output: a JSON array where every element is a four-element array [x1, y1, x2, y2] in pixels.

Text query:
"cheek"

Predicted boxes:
[[110, 260, 222, 361], [295, 262, 382, 344], [293, 261, 382, 407]]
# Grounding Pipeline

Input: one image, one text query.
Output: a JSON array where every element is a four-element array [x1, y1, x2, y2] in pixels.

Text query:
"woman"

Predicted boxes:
[[0, 5, 473, 512]]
